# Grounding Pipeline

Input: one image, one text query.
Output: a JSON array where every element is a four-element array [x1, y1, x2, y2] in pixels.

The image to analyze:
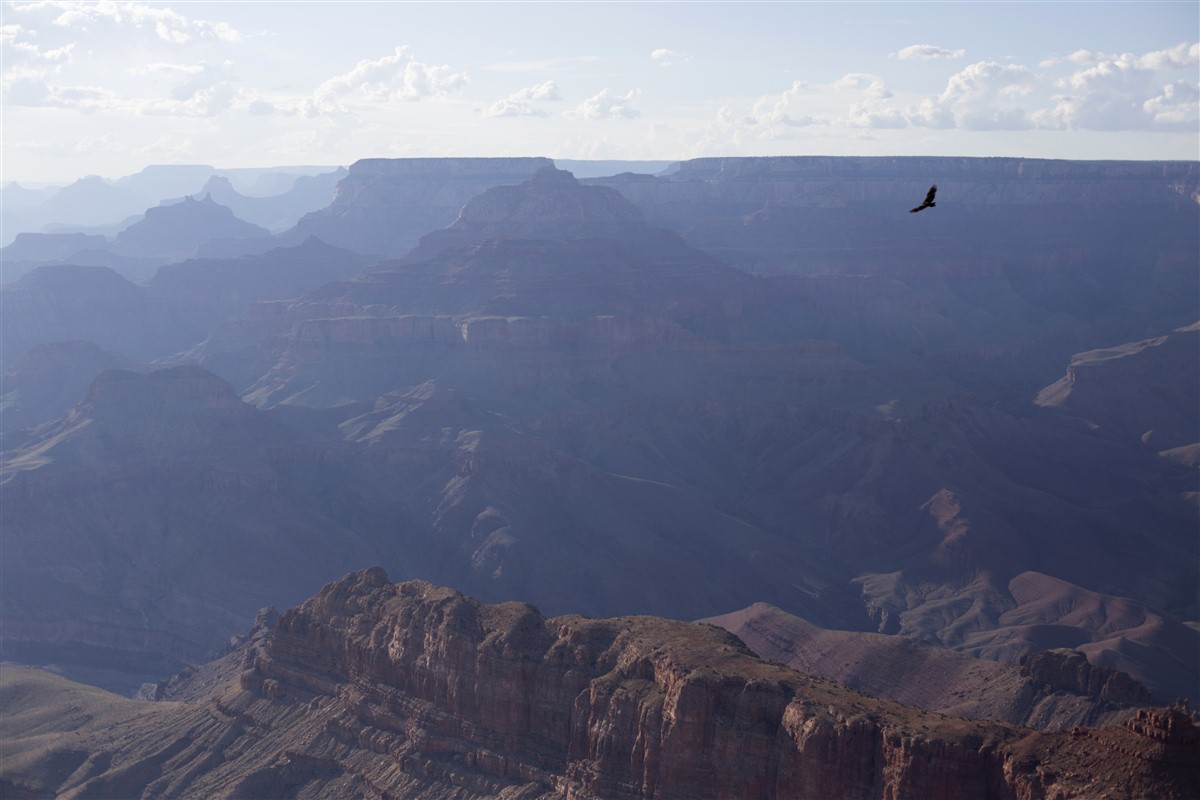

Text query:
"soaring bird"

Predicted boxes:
[[910, 184, 937, 213]]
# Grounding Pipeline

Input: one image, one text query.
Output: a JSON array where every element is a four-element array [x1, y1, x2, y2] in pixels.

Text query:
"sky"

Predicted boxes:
[[1, 0, 1197, 185]]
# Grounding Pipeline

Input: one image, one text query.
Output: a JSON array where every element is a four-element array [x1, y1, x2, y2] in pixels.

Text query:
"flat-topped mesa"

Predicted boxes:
[[239, 568, 1199, 800]]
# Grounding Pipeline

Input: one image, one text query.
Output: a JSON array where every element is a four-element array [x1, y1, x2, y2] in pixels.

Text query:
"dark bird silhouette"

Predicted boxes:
[[910, 184, 937, 213]]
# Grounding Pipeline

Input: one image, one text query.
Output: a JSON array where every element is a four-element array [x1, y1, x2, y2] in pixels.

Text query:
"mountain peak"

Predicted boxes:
[[403, 166, 646, 262], [113, 195, 270, 258]]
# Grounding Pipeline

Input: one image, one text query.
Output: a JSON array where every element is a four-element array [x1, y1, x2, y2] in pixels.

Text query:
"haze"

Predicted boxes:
[[2, 0, 1197, 184]]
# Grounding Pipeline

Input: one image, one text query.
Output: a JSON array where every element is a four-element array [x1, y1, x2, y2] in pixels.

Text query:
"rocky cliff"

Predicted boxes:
[[287, 156, 554, 256], [705, 602, 1162, 730], [593, 156, 1199, 353], [1036, 322, 1200, 452], [2, 569, 1197, 800], [113, 195, 270, 259], [0, 366, 384, 693]]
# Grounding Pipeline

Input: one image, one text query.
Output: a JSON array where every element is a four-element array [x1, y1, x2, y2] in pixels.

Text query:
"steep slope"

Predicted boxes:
[[186, 168, 346, 231], [0, 340, 137, 433], [172, 165, 1198, 704], [2, 570, 1196, 800], [594, 156, 1200, 383], [113, 195, 271, 259], [146, 236, 371, 343], [7, 157, 1196, 709], [285, 156, 554, 255], [1036, 322, 1200, 452], [705, 602, 1160, 729], [0, 265, 189, 370], [0, 367, 383, 692]]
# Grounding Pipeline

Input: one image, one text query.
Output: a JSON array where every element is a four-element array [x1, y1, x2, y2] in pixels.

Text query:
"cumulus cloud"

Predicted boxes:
[[893, 44, 965, 61], [574, 88, 642, 120], [14, 1, 244, 44], [1033, 44, 1199, 131], [1136, 41, 1200, 70], [834, 73, 892, 99], [651, 48, 691, 67], [2, 22, 75, 66], [307, 46, 467, 115], [911, 61, 1036, 130], [486, 80, 561, 117]]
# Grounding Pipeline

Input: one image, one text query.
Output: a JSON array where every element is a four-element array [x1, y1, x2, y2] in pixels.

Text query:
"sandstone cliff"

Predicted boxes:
[[2, 569, 1196, 800]]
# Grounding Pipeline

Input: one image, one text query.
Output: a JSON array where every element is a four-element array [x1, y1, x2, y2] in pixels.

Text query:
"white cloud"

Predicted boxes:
[[834, 73, 892, 99], [911, 61, 1036, 130], [1, 21, 74, 66], [1033, 45, 1199, 131], [574, 88, 642, 120], [750, 80, 821, 127], [13, 1, 244, 44], [1136, 42, 1200, 70], [486, 80, 561, 117], [308, 46, 467, 115], [247, 97, 275, 116], [651, 48, 691, 67], [1144, 80, 1200, 127], [893, 44, 965, 61]]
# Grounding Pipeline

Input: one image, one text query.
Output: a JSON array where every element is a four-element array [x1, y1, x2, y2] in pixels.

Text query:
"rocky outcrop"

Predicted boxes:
[[113, 195, 270, 259], [146, 236, 370, 340], [0, 367, 384, 693], [4, 570, 1197, 800], [0, 340, 137, 433], [706, 602, 1162, 730], [287, 156, 554, 256], [401, 165, 646, 261], [592, 157, 1200, 351], [1020, 649, 1157, 706], [0, 265, 189, 369], [1036, 323, 1200, 451], [184, 167, 346, 232]]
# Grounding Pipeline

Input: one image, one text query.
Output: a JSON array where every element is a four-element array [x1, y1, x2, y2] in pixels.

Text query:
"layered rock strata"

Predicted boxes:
[[4, 569, 1198, 800]]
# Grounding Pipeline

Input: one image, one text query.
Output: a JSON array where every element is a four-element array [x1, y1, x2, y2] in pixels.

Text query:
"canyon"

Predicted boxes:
[[0, 155, 1196, 796]]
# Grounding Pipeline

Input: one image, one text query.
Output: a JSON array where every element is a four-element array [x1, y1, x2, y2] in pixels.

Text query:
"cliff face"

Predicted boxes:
[[113, 195, 270, 259], [4, 570, 1197, 800], [706, 602, 1162, 731], [288, 156, 554, 256], [593, 156, 1199, 347], [1036, 323, 1200, 452], [0, 367, 384, 693]]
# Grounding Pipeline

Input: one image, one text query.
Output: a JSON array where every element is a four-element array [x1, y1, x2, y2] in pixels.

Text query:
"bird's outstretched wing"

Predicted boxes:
[[910, 184, 937, 213]]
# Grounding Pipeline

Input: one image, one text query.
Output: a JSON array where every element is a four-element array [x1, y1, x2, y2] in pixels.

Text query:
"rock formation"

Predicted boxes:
[[1, 569, 1196, 799], [113, 195, 270, 259], [3, 156, 1196, 715], [0, 265, 187, 370], [705, 601, 1161, 730], [0, 340, 137, 433], [1037, 322, 1200, 453], [0, 366, 384, 693], [286, 156, 555, 256]]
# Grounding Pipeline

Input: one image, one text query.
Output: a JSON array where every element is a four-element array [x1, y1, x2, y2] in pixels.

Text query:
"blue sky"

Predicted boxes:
[[2, 1, 1197, 183]]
